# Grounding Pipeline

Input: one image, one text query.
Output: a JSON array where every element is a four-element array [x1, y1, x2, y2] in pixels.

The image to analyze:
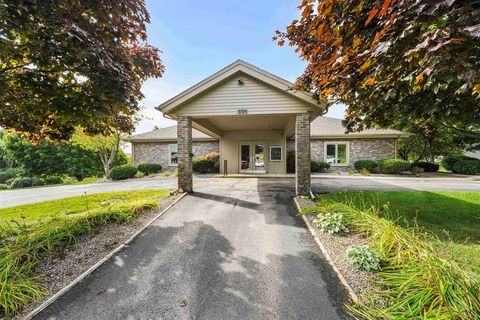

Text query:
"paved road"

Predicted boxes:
[[34, 180, 348, 320], [1, 175, 479, 209]]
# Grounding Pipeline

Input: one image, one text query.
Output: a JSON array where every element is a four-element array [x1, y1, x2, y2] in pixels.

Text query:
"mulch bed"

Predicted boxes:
[[17, 195, 180, 319]]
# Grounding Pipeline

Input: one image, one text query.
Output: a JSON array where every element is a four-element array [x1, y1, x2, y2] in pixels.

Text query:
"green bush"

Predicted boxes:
[[412, 161, 439, 172], [192, 159, 215, 173], [11, 177, 44, 189], [410, 166, 424, 177], [0, 183, 8, 189], [311, 160, 330, 172], [137, 163, 162, 175], [441, 155, 474, 171], [195, 151, 220, 162], [42, 175, 64, 185], [286, 151, 296, 173], [452, 158, 480, 175], [313, 213, 349, 234], [354, 160, 378, 172], [346, 244, 381, 271], [377, 159, 412, 174], [0, 168, 21, 184], [110, 165, 137, 180]]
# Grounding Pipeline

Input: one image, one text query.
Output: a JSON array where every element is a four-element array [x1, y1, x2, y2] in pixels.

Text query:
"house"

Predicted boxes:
[[129, 60, 408, 194]]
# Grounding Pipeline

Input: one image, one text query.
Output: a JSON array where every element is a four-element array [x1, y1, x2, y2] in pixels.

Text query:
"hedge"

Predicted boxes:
[[354, 160, 378, 172], [311, 160, 330, 173], [192, 159, 215, 173], [137, 163, 162, 175], [412, 161, 439, 172], [0, 168, 20, 184], [110, 165, 137, 180], [11, 177, 44, 189], [377, 159, 412, 174], [452, 159, 480, 175], [442, 155, 476, 172], [42, 175, 64, 185]]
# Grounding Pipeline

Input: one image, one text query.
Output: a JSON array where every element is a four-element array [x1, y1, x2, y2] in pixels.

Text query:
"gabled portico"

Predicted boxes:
[[157, 60, 325, 195]]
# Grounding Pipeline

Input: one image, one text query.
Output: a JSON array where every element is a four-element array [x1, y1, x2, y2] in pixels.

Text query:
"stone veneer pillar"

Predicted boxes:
[[295, 113, 311, 196], [177, 116, 193, 192]]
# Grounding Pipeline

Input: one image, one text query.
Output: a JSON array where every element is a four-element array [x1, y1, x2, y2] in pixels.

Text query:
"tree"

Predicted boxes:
[[72, 128, 125, 179], [0, 0, 164, 140], [275, 0, 480, 138], [3, 133, 127, 179]]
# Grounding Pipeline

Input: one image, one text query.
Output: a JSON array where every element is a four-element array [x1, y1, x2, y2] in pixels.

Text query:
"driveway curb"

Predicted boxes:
[[25, 192, 187, 320], [294, 197, 359, 304]]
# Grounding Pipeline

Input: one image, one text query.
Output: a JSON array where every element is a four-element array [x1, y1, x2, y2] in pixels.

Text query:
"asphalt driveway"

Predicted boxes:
[[1, 174, 479, 209], [34, 180, 348, 319]]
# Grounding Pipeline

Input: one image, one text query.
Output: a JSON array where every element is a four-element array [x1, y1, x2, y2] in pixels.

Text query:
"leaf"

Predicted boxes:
[[365, 3, 380, 26]]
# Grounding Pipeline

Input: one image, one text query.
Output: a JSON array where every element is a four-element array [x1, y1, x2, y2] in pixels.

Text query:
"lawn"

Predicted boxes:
[[0, 189, 170, 225], [318, 191, 480, 271]]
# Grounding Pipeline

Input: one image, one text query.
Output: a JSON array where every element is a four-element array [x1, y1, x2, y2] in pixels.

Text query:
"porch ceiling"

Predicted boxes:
[[199, 114, 294, 131]]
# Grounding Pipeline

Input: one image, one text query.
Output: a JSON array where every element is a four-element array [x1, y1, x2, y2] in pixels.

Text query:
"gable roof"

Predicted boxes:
[[157, 59, 324, 115], [128, 117, 409, 142]]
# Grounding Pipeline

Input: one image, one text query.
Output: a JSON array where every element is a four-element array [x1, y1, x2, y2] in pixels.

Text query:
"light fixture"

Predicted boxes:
[[238, 78, 245, 85]]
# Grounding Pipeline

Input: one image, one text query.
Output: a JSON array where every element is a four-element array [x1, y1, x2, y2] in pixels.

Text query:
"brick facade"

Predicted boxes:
[[177, 116, 193, 192], [287, 138, 396, 171], [295, 113, 311, 195], [133, 141, 219, 170]]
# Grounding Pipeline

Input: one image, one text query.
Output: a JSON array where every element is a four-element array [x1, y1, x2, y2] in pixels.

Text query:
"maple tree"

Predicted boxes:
[[276, 0, 480, 138], [0, 0, 164, 140]]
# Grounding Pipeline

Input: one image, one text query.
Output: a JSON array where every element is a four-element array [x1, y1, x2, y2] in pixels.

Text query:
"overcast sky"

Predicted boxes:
[[136, 0, 346, 136]]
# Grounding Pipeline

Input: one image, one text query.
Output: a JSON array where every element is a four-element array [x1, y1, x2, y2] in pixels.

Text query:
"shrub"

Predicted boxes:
[[11, 177, 44, 189], [162, 170, 170, 177], [452, 158, 480, 175], [0, 183, 8, 189], [441, 155, 475, 171], [110, 165, 137, 180], [377, 159, 411, 174], [42, 175, 64, 185], [192, 159, 215, 173], [313, 213, 349, 234], [174, 169, 179, 177], [346, 244, 381, 271], [412, 161, 439, 172], [354, 160, 378, 172], [62, 176, 78, 184], [411, 166, 424, 177], [135, 171, 145, 179], [287, 151, 296, 173], [311, 160, 330, 172], [195, 151, 220, 162], [359, 168, 370, 176], [348, 168, 356, 175], [137, 163, 162, 175], [0, 168, 21, 184]]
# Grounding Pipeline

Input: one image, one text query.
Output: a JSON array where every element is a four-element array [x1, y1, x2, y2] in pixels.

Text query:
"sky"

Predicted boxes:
[[136, 0, 346, 135]]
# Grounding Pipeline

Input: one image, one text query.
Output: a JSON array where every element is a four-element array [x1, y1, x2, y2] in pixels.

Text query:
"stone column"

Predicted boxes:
[[177, 116, 193, 193], [295, 113, 311, 196]]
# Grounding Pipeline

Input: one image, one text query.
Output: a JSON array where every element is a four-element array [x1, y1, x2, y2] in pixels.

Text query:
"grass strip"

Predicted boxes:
[[312, 196, 480, 319], [0, 193, 165, 317]]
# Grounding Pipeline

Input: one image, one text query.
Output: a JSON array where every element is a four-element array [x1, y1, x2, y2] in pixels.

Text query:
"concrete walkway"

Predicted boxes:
[[34, 181, 347, 319], [1, 174, 479, 209]]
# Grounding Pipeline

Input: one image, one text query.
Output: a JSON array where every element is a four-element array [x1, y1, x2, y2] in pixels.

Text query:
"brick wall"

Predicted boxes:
[[287, 138, 396, 171], [295, 113, 311, 195], [132, 141, 219, 170]]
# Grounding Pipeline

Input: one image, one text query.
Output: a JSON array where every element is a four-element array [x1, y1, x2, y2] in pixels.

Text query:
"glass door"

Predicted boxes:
[[239, 143, 266, 174]]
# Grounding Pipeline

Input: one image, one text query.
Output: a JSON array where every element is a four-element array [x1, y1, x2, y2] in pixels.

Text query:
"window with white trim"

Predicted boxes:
[[169, 144, 178, 166], [269, 146, 282, 161], [325, 142, 349, 165]]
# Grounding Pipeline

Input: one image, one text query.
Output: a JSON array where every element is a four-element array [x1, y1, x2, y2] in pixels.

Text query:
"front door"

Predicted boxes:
[[239, 143, 266, 174]]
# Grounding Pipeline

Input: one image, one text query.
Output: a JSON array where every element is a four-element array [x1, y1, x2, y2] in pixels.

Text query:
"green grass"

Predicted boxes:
[[311, 192, 480, 319], [318, 191, 480, 271], [0, 190, 170, 225], [0, 189, 170, 317], [70, 176, 100, 185]]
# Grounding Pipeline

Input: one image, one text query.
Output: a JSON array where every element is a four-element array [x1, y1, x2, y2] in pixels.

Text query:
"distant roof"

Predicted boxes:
[[310, 116, 408, 138], [128, 125, 216, 142], [128, 117, 408, 142]]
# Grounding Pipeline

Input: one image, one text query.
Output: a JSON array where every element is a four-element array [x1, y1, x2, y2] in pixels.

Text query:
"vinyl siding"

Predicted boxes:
[[177, 74, 311, 117]]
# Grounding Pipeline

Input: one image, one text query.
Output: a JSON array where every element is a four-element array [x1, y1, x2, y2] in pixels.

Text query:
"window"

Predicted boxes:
[[269, 146, 282, 161], [169, 144, 178, 166], [325, 142, 349, 165]]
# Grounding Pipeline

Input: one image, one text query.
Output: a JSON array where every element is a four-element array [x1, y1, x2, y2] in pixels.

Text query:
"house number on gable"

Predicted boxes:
[[237, 109, 248, 115]]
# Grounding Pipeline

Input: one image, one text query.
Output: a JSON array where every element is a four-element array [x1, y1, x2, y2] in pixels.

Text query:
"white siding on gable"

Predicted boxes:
[[177, 74, 312, 116]]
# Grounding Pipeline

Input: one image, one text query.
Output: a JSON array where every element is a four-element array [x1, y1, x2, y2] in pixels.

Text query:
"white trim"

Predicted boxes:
[[324, 141, 350, 166], [157, 60, 325, 114], [269, 145, 283, 162], [168, 144, 178, 166]]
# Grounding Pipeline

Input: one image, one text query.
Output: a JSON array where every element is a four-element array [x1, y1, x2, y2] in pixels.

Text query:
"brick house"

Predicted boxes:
[[128, 60, 408, 195]]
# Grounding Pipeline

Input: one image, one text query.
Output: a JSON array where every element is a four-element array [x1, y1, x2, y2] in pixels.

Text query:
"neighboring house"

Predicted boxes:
[[130, 119, 407, 173], [128, 60, 408, 193]]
